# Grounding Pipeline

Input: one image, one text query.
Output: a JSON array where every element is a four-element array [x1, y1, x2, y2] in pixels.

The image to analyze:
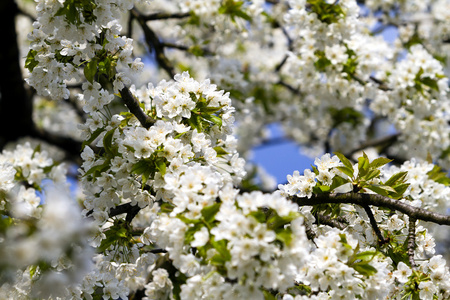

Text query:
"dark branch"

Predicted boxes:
[[119, 87, 155, 129], [140, 11, 191, 21], [161, 42, 214, 56], [408, 217, 417, 269], [131, 8, 176, 78], [346, 133, 401, 157], [315, 213, 346, 230], [292, 193, 450, 226]]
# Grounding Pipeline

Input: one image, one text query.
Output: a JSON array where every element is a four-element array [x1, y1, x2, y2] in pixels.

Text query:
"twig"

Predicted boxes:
[[408, 217, 417, 269], [140, 11, 191, 21], [315, 213, 346, 230], [276, 80, 301, 95], [362, 204, 387, 245]]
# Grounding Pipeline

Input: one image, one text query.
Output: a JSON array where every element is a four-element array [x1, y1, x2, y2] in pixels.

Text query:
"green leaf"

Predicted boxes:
[[249, 210, 267, 223], [364, 169, 380, 181], [102, 128, 116, 156], [334, 152, 353, 170], [352, 262, 378, 276], [369, 157, 393, 169], [366, 184, 396, 196], [83, 160, 110, 178], [263, 290, 277, 300], [213, 146, 229, 156], [155, 158, 167, 176], [329, 175, 349, 191], [384, 171, 408, 187], [82, 128, 105, 150], [276, 228, 293, 246], [184, 222, 203, 244], [84, 58, 98, 83], [202, 114, 222, 127], [336, 166, 355, 179], [131, 159, 151, 175], [25, 49, 38, 72], [211, 239, 231, 262], [389, 183, 410, 199], [358, 156, 369, 177], [355, 250, 377, 262], [427, 165, 450, 186], [420, 77, 439, 92], [201, 203, 221, 224]]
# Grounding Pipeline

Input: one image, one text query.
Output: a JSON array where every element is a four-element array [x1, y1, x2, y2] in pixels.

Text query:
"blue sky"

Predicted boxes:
[[250, 124, 314, 184]]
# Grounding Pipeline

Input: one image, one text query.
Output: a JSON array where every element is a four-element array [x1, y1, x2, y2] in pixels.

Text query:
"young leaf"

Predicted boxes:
[[82, 127, 105, 150], [84, 58, 98, 83], [336, 166, 355, 179], [201, 203, 221, 224], [384, 171, 408, 187], [352, 262, 378, 276], [369, 157, 393, 169], [334, 152, 353, 170], [102, 128, 116, 156], [330, 175, 349, 191], [358, 156, 369, 177], [364, 169, 380, 181]]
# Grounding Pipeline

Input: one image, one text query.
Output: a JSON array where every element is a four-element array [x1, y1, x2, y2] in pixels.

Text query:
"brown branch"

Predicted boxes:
[[131, 8, 176, 78], [346, 133, 401, 157], [304, 222, 318, 247], [292, 193, 450, 226], [408, 217, 417, 269], [140, 11, 191, 21], [119, 86, 155, 129], [160, 42, 214, 56], [276, 80, 301, 95]]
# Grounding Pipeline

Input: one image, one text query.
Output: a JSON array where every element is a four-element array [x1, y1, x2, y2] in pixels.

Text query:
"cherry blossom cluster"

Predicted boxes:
[[281, 0, 392, 154], [148, 184, 309, 299], [371, 45, 450, 167]]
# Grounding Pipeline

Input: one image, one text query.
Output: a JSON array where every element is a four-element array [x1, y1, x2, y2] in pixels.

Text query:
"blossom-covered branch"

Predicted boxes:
[[293, 192, 450, 226]]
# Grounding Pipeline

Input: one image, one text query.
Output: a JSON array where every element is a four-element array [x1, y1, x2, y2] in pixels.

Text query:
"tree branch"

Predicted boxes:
[[131, 8, 176, 78], [292, 193, 450, 226], [119, 86, 155, 129], [346, 133, 401, 157]]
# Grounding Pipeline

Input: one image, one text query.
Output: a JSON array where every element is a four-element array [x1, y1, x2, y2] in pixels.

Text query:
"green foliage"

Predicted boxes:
[[314, 50, 332, 72], [131, 155, 169, 185], [218, 0, 252, 22], [306, 0, 345, 24], [54, 0, 97, 26], [329, 107, 364, 128], [332, 152, 410, 200], [427, 165, 450, 186], [25, 49, 38, 72], [98, 220, 133, 254], [184, 93, 226, 131], [342, 235, 378, 277], [414, 68, 443, 94]]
